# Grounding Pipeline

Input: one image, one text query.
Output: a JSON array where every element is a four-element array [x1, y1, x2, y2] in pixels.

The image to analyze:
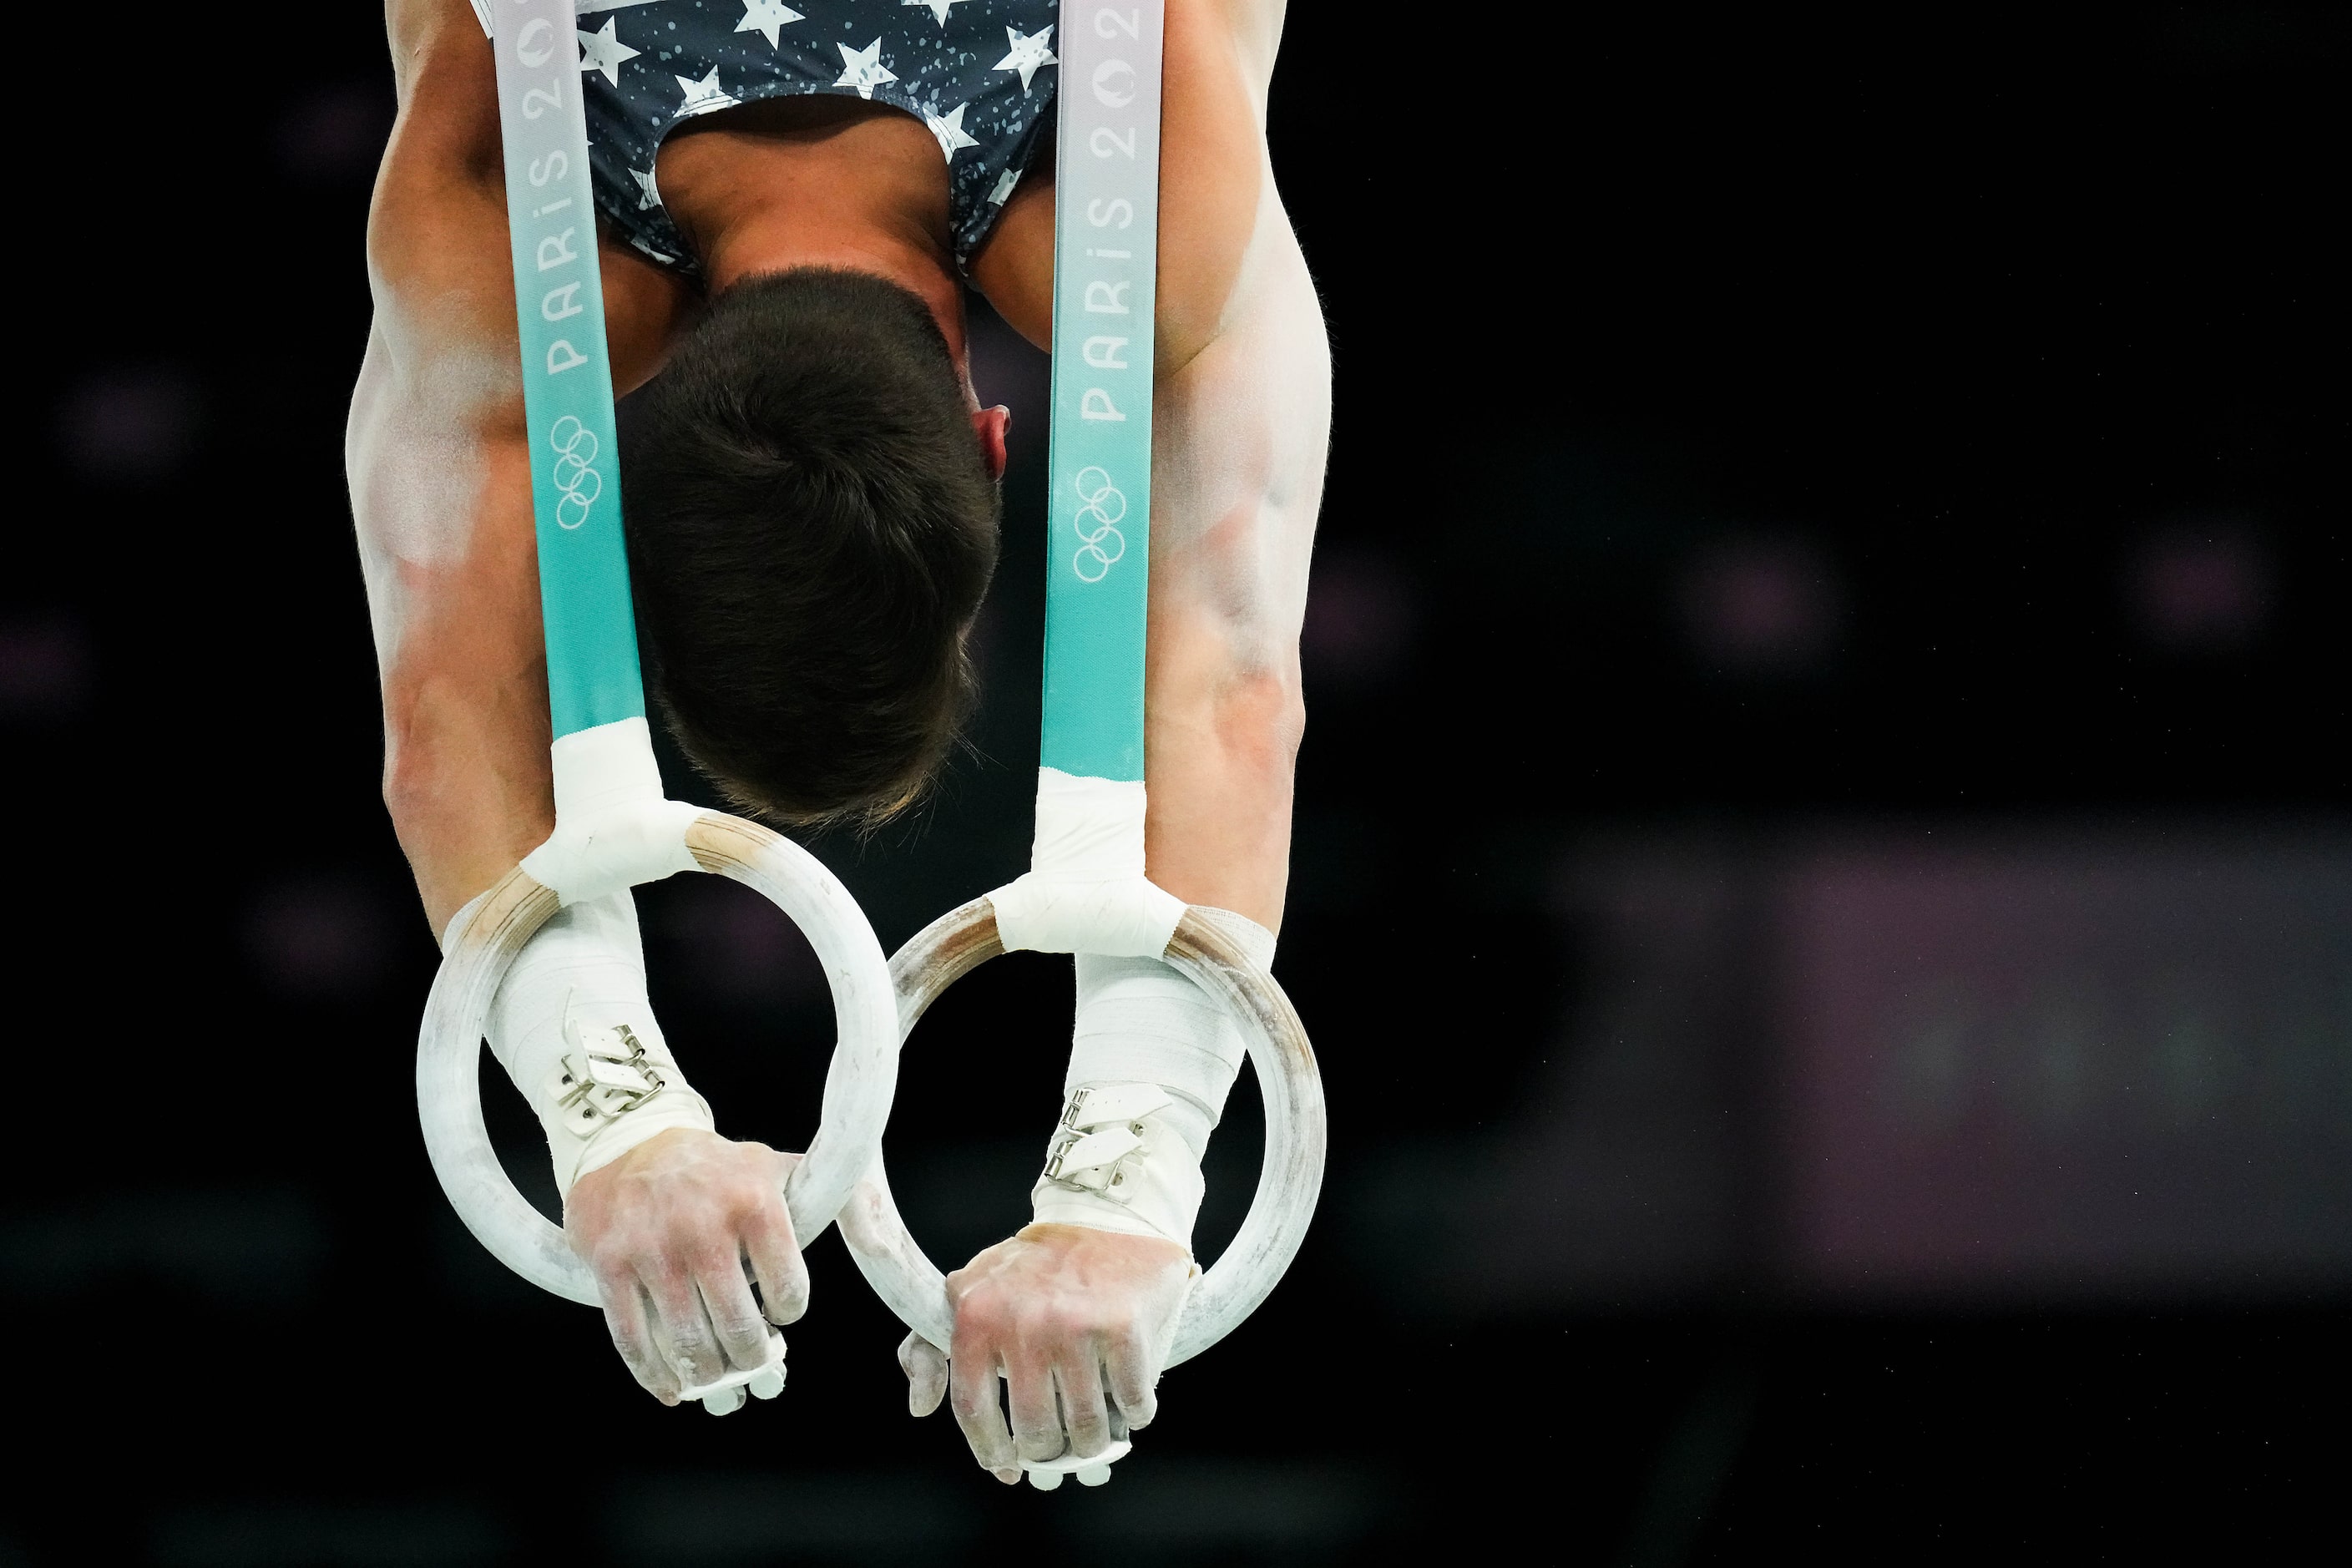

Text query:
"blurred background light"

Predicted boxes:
[[2128, 524, 2274, 650], [1676, 536, 1842, 675], [1781, 828, 2350, 1294], [0, 613, 93, 721]]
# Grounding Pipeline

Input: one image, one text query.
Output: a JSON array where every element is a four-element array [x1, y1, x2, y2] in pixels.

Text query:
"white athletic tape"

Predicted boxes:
[[1070, 907, 1272, 1110], [676, 1328, 787, 1415], [1030, 908, 1276, 1247], [485, 890, 716, 1194], [989, 769, 1186, 957], [1031, 1089, 1205, 1244], [519, 718, 703, 906], [1023, 1439, 1130, 1490]]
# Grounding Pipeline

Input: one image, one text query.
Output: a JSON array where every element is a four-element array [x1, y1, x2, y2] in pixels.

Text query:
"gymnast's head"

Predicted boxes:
[[622, 266, 1006, 827]]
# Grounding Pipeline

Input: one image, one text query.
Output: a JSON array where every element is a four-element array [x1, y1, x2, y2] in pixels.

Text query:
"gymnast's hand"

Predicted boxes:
[[564, 1128, 807, 1404], [898, 1223, 1193, 1482]]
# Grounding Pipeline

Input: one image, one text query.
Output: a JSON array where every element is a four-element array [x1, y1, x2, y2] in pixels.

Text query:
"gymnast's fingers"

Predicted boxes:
[[645, 1255, 726, 1391], [739, 1174, 808, 1328], [1103, 1329, 1159, 1432], [1004, 1346, 1068, 1464], [899, 1333, 948, 1418], [595, 1265, 678, 1404], [947, 1345, 1019, 1484], [1057, 1353, 1115, 1460], [693, 1247, 773, 1373]]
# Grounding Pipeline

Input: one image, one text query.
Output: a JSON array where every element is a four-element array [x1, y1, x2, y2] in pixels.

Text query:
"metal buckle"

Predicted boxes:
[[552, 1023, 666, 1136], [1040, 1088, 1156, 1199]]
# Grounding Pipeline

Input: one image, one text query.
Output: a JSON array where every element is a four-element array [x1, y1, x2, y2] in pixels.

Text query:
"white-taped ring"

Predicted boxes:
[[835, 898, 1324, 1368], [417, 812, 900, 1304]]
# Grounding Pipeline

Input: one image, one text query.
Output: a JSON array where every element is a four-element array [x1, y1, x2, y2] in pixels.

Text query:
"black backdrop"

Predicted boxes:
[[3, 4, 2344, 1563]]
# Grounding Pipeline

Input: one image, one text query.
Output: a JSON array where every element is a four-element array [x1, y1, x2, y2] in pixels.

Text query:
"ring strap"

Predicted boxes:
[[1031, 0, 1166, 880], [490, 0, 647, 741]]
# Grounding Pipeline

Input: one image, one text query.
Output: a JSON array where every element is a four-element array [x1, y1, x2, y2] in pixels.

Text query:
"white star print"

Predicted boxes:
[[902, 0, 972, 28], [630, 165, 660, 210], [735, 0, 804, 49], [993, 24, 1057, 93], [989, 167, 1021, 205], [833, 39, 898, 99], [675, 65, 737, 118], [577, 18, 640, 87], [925, 102, 979, 162]]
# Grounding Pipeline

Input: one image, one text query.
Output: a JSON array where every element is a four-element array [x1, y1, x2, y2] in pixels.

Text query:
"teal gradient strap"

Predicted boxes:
[[492, 0, 647, 741], [1040, 2, 1166, 784]]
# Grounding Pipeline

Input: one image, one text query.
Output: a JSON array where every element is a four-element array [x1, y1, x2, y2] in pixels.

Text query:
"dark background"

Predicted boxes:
[[3, 3, 2346, 1562]]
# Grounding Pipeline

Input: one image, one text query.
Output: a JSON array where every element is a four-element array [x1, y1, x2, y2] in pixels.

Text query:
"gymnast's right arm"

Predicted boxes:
[[346, 0, 802, 1404]]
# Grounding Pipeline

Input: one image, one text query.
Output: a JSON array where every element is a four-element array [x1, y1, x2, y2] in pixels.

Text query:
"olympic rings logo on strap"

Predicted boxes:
[[549, 415, 604, 530], [1070, 466, 1127, 583]]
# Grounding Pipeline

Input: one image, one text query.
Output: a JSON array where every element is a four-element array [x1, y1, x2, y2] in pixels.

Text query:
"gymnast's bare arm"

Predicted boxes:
[[350, 1, 792, 1408], [351, 0, 690, 938], [973, 0, 1317, 933], [931, 0, 1331, 1477], [350, 0, 686, 940]]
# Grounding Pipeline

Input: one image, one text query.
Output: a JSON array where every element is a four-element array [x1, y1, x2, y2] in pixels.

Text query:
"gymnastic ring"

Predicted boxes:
[[836, 897, 1325, 1368], [417, 811, 900, 1306]]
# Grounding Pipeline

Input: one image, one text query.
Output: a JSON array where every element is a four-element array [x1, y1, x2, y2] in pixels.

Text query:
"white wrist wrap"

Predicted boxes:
[[1029, 907, 1276, 1248], [518, 718, 703, 908], [989, 769, 1186, 958], [481, 889, 716, 1195]]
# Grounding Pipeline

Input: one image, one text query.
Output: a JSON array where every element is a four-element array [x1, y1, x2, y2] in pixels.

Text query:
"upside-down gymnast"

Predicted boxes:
[[349, 0, 1329, 1479]]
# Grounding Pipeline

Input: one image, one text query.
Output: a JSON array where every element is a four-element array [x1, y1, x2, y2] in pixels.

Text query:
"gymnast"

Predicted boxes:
[[349, 0, 1328, 1480]]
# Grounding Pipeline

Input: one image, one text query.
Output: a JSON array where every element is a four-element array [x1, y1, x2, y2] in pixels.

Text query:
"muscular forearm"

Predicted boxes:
[[373, 511, 555, 934], [384, 660, 554, 935], [351, 329, 556, 937], [1143, 598, 1303, 931], [1138, 196, 1328, 934]]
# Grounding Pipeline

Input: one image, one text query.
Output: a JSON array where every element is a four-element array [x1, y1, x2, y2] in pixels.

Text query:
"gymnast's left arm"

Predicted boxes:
[[904, 7, 1333, 1471]]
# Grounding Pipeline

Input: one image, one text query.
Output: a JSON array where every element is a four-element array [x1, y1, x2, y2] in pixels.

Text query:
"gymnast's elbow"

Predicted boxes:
[[378, 626, 552, 813], [1224, 660, 1308, 775], [1156, 594, 1308, 774]]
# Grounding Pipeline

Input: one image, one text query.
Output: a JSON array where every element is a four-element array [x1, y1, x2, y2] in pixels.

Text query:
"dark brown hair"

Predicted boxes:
[[621, 267, 999, 825]]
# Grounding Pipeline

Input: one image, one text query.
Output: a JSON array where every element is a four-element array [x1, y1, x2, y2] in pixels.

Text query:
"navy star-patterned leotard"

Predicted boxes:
[[570, 0, 1061, 279]]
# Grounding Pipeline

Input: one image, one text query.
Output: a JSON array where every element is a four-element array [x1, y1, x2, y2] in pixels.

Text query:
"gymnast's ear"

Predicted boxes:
[[973, 405, 1010, 481]]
